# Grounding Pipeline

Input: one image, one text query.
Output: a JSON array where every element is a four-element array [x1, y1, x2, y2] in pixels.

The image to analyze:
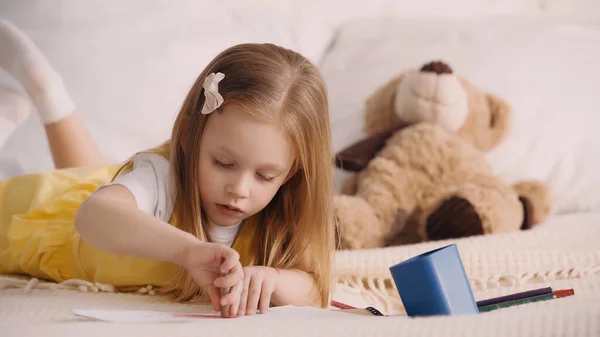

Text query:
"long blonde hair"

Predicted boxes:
[[160, 43, 335, 308]]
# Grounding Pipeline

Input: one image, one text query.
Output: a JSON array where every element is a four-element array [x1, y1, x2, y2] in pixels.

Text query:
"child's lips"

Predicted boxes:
[[216, 204, 244, 215], [224, 204, 242, 212]]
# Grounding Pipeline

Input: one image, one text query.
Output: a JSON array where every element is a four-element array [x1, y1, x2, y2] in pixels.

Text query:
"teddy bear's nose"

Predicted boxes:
[[393, 62, 468, 132], [420, 61, 453, 75]]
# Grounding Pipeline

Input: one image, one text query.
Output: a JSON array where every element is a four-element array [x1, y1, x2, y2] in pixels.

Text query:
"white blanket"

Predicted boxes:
[[2, 276, 600, 337], [3, 212, 600, 337]]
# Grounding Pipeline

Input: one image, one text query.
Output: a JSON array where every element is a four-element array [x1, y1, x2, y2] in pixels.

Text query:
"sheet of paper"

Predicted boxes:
[[71, 306, 380, 323], [72, 309, 223, 322]]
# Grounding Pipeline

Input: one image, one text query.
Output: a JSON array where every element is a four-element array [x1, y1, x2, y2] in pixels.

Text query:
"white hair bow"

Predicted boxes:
[[201, 72, 225, 114]]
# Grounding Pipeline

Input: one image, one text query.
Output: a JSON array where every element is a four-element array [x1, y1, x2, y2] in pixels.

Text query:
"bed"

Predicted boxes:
[[1, 1, 599, 336]]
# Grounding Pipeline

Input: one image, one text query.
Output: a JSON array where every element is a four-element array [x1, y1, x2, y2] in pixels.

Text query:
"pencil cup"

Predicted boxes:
[[389, 243, 478, 317]]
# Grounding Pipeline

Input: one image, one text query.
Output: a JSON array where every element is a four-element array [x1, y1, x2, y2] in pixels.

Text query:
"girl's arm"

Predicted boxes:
[[270, 248, 323, 307], [76, 184, 244, 313], [74, 184, 198, 267], [271, 268, 321, 307]]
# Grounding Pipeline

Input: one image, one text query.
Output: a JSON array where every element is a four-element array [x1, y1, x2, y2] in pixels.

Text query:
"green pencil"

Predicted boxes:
[[478, 293, 556, 312]]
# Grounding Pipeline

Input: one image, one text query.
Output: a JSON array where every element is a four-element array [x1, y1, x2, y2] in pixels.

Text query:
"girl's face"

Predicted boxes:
[[198, 104, 296, 227]]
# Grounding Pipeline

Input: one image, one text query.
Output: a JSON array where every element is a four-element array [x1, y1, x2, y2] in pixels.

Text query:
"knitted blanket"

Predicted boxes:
[[332, 218, 600, 314], [2, 276, 599, 337], [2, 214, 600, 337]]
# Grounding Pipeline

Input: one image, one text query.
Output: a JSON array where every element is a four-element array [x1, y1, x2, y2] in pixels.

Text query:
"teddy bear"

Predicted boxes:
[[333, 61, 553, 250]]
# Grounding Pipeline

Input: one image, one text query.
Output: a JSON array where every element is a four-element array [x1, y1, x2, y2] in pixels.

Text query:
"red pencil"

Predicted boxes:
[[330, 300, 356, 310], [554, 289, 575, 298]]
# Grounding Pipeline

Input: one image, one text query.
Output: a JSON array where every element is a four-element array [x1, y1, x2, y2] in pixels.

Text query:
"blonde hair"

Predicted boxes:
[[161, 43, 335, 308]]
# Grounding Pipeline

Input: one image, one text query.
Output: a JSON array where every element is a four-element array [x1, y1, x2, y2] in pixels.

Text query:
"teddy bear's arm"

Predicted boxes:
[[335, 125, 404, 172], [340, 173, 359, 195]]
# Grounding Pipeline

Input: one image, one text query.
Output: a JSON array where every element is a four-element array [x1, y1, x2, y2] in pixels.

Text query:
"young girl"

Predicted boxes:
[[0, 20, 335, 318]]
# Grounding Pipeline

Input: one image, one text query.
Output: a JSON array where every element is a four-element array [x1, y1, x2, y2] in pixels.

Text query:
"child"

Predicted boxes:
[[0, 20, 335, 318]]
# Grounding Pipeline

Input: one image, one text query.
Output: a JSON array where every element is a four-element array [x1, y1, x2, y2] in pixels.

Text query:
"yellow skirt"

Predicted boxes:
[[0, 164, 176, 288]]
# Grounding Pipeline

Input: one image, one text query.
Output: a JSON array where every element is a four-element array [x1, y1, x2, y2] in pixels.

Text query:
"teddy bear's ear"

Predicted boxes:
[[335, 125, 404, 172], [484, 93, 512, 150], [364, 74, 405, 135]]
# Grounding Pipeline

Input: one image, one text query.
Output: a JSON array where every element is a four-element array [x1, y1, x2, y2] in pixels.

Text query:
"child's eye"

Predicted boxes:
[[257, 173, 275, 183], [213, 158, 233, 168]]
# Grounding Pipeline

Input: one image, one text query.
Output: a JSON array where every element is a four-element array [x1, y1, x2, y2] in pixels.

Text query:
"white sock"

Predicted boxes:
[[0, 19, 75, 124], [0, 85, 31, 147]]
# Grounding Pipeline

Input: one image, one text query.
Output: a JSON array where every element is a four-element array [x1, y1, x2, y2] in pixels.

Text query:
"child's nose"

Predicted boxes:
[[225, 176, 250, 199]]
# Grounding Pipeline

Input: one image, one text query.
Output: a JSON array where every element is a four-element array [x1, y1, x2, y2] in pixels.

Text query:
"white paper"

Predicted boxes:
[[72, 306, 358, 323], [72, 309, 222, 323]]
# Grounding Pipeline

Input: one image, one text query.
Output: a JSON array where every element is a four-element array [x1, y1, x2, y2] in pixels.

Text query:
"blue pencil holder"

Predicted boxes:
[[389, 244, 478, 317]]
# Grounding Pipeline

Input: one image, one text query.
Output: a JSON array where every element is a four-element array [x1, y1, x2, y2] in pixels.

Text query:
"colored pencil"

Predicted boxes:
[[476, 287, 553, 307], [554, 289, 575, 298], [479, 293, 556, 312], [330, 301, 357, 310], [332, 288, 575, 316], [220, 271, 232, 318], [479, 288, 575, 313]]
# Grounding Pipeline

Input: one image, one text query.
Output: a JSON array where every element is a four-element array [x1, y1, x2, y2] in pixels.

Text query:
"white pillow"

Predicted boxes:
[[322, 17, 600, 214], [0, 0, 334, 179]]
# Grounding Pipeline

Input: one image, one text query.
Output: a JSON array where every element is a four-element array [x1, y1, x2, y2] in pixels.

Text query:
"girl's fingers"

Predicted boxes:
[[219, 248, 240, 274], [205, 286, 221, 312], [214, 272, 241, 288], [220, 282, 241, 306], [237, 273, 251, 316], [245, 277, 262, 316], [229, 282, 242, 317], [258, 285, 273, 314], [214, 262, 243, 288]]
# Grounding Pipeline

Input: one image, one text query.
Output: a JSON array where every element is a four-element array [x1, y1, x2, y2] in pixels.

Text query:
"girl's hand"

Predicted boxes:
[[182, 241, 243, 316], [237, 266, 280, 316]]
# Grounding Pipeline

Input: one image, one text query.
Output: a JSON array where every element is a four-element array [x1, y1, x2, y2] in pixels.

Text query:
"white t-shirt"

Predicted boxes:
[[98, 153, 241, 247]]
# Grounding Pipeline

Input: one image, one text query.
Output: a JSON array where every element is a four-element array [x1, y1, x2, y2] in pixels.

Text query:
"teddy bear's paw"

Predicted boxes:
[[512, 180, 553, 229], [334, 195, 386, 250], [384, 210, 426, 246], [424, 196, 484, 241]]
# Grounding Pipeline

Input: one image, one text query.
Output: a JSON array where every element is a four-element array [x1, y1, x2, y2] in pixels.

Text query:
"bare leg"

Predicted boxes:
[[0, 19, 104, 169], [44, 112, 104, 169]]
